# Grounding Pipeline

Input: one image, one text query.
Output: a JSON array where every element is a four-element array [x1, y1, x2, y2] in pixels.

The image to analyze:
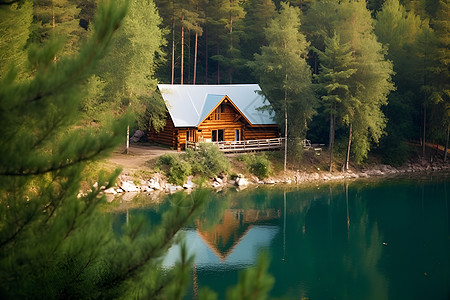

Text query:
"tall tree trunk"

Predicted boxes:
[[194, 30, 198, 84], [188, 30, 191, 83], [171, 18, 175, 84], [126, 125, 129, 154], [344, 123, 352, 171], [205, 26, 208, 84], [314, 53, 318, 74], [422, 101, 427, 157], [284, 74, 288, 172], [217, 39, 220, 84], [52, 3, 57, 62], [229, 14, 233, 84], [181, 13, 185, 85], [329, 109, 335, 173], [445, 125, 449, 162]]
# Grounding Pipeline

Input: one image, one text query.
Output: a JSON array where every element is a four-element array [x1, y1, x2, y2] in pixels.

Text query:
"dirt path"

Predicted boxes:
[[107, 144, 178, 171]]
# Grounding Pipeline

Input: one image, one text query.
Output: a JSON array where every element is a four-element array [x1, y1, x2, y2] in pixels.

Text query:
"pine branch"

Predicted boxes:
[[101, 198, 202, 292], [0, 0, 22, 5], [0, 144, 109, 176]]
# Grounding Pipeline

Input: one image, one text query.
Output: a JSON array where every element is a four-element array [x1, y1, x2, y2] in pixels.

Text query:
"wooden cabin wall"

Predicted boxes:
[[243, 126, 279, 140], [148, 116, 176, 148], [197, 102, 246, 141]]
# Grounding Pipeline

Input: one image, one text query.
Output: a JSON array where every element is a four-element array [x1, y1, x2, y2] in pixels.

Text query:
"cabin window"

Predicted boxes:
[[186, 130, 190, 142], [212, 129, 224, 142], [211, 103, 226, 120], [235, 129, 240, 141]]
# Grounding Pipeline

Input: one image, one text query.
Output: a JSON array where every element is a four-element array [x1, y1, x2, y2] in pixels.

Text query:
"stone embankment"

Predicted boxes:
[[102, 159, 449, 198]]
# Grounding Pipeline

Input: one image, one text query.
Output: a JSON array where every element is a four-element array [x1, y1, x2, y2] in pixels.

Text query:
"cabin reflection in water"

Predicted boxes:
[[162, 209, 280, 269]]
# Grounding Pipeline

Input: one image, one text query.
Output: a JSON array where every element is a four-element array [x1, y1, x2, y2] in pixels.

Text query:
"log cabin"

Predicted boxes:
[[149, 84, 280, 150]]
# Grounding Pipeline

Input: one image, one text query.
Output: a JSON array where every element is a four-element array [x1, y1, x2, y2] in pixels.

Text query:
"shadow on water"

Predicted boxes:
[[111, 174, 450, 300]]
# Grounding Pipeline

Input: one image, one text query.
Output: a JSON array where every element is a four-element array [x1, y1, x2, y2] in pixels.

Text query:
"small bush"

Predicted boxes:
[[238, 153, 272, 179], [167, 159, 191, 185], [155, 154, 191, 185], [156, 144, 230, 184], [185, 143, 230, 178]]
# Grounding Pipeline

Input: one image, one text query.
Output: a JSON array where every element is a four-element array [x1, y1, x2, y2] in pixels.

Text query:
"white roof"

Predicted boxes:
[[157, 84, 276, 127]]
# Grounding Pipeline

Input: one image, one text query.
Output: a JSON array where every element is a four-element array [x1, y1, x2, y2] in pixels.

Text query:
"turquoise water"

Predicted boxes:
[[113, 175, 450, 299]]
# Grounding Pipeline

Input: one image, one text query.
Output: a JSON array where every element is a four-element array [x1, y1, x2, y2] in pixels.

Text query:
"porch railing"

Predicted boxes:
[[186, 138, 285, 153]]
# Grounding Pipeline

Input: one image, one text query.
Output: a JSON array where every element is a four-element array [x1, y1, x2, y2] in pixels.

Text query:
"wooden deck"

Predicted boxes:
[[186, 138, 285, 153]]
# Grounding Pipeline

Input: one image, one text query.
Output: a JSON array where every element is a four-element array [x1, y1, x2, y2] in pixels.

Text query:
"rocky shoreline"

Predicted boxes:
[[103, 159, 450, 199]]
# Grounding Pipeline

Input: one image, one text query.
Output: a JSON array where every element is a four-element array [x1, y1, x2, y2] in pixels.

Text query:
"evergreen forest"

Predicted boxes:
[[0, 0, 448, 298]]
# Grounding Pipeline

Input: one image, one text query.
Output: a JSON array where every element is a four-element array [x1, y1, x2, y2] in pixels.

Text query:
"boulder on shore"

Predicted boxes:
[[235, 176, 249, 187], [120, 181, 139, 192]]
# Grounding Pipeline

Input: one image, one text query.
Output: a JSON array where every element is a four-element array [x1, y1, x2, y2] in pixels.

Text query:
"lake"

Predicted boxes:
[[112, 174, 450, 299]]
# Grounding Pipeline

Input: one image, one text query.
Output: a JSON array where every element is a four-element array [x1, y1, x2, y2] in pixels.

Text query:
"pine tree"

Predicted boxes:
[[306, 0, 394, 168], [0, 1, 130, 297], [314, 33, 357, 172], [94, 0, 167, 149], [242, 0, 275, 59], [432, 0, 450, 160], [250, 2, 316, 170], [30, 0, 85, 56], [341, 0, 394, 167], [0, 0, 33, 79], [375, 0, 430, 163]]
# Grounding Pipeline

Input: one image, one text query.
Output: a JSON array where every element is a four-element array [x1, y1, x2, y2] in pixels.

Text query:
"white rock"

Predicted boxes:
[[104, 187, 117, 195], [236, 177, 249, 186], [140, 186, 154, 192], [214, 177, 223, 184], [116, 188, 124, 193], [183, 180, 196, 189], [120, 181, 139, 192], [212, 181, 222, 188], [149, 178, 161, 190], [167, 184, 183, 193]]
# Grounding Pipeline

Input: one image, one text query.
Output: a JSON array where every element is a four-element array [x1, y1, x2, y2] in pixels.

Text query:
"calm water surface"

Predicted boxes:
[[113, 175, 450, 299]]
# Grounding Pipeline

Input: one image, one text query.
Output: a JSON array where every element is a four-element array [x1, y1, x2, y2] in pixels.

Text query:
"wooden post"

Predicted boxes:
[[343, 123, 352, 171], [126, 125, 129, 154], [284, 76, 288, 173]]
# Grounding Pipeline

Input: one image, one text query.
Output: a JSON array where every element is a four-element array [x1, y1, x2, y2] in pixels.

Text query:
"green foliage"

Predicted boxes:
[[226, 253, 274, 300], [0, 2, 207, 299], [250, 2, 317, 155], [306, 0, 395, 166], [198, 254, 273, 300], [238, 153, 272, 179], [156, 153, 192, 185], [30, 0, 85, 55], [157, 143, 230, 184], [0, 1, 130, 298], [93, 0, 166, 129], [185, 143, 230, 177], [0, 0, 33, 79]]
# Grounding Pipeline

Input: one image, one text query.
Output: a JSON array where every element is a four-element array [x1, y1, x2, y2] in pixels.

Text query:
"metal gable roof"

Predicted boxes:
[[157, 84, 276, 127]]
